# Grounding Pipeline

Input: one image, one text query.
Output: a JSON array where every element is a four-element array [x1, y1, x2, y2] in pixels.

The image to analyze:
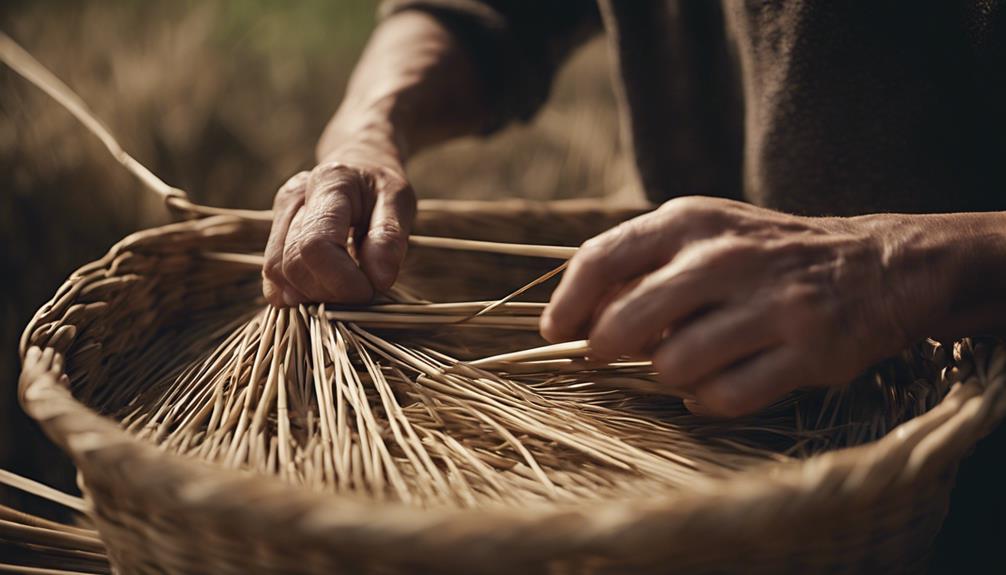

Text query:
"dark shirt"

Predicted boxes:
[[382, 0, 1006, 216]]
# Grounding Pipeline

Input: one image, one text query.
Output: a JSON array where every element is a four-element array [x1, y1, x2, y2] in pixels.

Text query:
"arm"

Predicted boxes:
[[263, 11, 487, 306], [541, 197, 1006, 417], [264, 2, 601, 306]]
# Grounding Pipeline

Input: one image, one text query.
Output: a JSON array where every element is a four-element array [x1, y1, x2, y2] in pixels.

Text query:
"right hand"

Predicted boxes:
[[261, 143, 417, 307]]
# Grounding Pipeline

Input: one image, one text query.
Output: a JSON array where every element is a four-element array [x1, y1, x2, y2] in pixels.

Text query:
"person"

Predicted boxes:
[[260, 1, 1005, 419]]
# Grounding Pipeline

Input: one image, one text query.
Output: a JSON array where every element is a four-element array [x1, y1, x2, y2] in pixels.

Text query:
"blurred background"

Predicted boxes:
[[0, 0, 633, 510]]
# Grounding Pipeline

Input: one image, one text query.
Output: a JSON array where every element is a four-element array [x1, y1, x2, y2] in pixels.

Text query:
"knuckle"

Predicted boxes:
[[661, 196, 705, 216], [309, 162, 362, 194], [273, 172, 309, 207], [584, 218, 638, 253], [579, 236, 605, 256], [262, 256, 285, 283], [607, 211, 656, 243], [367, 223, 406, 259], [567, 255, 596, 281], [280, 171, 310, 194], [574, 236, 612, 270], [662, 196, 722, 227], [308, 163, 369, 220], [373, 165, 410, 191], [311, 161, 356, 180]]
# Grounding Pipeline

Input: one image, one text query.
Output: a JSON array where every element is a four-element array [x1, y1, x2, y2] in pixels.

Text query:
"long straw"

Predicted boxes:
[[0, 31, 579, 260], [0, 470, 87, 513], [0, 28, 936, 517]]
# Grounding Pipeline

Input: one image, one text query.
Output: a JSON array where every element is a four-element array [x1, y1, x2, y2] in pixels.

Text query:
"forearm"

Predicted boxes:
[[317, 10, 490, 164], [863, 211, 1006, 342]]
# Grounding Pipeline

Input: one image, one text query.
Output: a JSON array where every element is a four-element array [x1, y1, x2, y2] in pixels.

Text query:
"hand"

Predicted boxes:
[[540, 197, 934, 417], [262, 142, 417, 307], [260, 7, 495, 306]]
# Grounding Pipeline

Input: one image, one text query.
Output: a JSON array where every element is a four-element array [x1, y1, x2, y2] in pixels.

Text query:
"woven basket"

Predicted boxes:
[[6, 28, 1006, 574], [16, 193, 1006, 574]]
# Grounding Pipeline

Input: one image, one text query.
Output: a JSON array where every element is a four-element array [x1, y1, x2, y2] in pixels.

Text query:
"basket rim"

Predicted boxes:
[[8, 29, 1004, 565], [16, 212, 1006, 566]]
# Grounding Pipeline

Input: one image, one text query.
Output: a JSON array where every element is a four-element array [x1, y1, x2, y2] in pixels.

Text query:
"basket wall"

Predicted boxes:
[[18, 201, 1006, 574]]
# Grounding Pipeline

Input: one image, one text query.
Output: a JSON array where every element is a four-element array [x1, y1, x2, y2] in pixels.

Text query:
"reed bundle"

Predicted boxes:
[[73, 291, 946, 508], [4, 31, 1006, 574]]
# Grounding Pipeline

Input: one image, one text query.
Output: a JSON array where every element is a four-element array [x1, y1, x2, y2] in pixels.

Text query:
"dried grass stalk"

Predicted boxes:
[[1, 31, 980, 575], [2, 27, 948, 508], [0, 470, 109, 574]]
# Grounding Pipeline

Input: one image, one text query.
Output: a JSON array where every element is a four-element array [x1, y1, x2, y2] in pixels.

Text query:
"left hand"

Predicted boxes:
[[540, 197, 931, 417]]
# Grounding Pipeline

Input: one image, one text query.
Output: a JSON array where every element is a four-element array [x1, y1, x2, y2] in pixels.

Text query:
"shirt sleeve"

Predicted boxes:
[[379, 0, 602, 133]]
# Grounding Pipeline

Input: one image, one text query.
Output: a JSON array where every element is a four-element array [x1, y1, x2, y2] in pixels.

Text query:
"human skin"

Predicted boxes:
[[263, 12, 1006, 416], [540, 198, 1006, 416], [262, 11, 489, 306]]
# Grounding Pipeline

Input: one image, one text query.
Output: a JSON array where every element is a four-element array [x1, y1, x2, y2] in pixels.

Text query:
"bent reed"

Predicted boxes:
[[1, 30, 946, 508], [5, 31, 998, 574]]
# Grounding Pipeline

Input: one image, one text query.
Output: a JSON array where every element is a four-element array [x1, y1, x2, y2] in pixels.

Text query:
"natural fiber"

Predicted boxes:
[[0, 475, 109, 574], [5, 32, 1006, 574]]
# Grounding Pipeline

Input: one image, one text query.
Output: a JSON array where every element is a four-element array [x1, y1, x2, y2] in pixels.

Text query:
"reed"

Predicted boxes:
[[1, 27, 930, 505], [4, 31, 998, 575]]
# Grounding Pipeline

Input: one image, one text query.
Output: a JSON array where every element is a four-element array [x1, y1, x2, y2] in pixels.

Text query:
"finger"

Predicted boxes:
[[541, 211, 682, 343], [578, 279, 663, 360], [650, 304, 780, 390], [281, 208, 335, 302], [586, 250, 735, 359], [691, 348, 801, 418], [589, 237, 769, 360], [263, 172, 308, 307], [589, 277, 644, 327], [359, 175, 416, 292], [282, 164, 373, 303]]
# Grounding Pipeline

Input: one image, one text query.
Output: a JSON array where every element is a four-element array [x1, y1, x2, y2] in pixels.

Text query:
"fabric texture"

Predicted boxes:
[[379, 0, 602, 134], [381, 0, 1005, 216]]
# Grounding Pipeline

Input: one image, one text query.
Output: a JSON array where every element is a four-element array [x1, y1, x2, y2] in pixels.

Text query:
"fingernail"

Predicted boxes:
[[282, 289, 299, 307]]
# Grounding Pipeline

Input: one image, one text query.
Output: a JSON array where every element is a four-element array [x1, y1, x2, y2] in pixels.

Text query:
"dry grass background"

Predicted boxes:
[[0, 1, 631, 510]]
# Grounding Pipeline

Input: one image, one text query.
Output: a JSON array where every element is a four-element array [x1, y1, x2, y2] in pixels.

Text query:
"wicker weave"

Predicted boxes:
[[15, 196, 1006, 574], [6, 30, 1006, 574]]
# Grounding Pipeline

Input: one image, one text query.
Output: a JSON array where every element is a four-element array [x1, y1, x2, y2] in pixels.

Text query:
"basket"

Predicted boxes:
[[13, 194, 1006, 574], [7, 31, 1006, 575]]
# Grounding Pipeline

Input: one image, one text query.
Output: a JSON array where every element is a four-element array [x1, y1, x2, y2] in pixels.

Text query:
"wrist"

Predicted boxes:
[[317, 103, 406, 167], [860, 212, 1006, 342], [933, 212, 1006, 338]]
